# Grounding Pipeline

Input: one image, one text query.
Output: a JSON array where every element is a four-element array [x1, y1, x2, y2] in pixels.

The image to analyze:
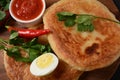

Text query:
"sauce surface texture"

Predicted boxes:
[[11, 0, 43, 20]]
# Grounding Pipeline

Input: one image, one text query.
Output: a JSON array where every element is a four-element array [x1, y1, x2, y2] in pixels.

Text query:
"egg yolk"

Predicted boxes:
[[36, 54, 53, 69]]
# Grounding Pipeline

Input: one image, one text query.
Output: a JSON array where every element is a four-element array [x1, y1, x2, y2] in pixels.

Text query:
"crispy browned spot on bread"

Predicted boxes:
[[85, 43, 99, 55]]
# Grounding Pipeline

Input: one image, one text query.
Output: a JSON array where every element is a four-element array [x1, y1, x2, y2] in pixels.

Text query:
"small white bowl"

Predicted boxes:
[[9, 0, 46, 27]]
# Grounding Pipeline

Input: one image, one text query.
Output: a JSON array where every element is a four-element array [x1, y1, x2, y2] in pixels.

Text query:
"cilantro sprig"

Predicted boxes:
[[0, 31, 53, 63], [57, 12, 120, 32]]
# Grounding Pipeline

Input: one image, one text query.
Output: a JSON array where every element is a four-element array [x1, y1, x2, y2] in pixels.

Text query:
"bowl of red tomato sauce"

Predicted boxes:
[[9, 0, 46, 27]]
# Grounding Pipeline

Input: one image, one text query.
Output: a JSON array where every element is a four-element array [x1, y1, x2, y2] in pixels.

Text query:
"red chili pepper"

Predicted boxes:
[[6, 26, 51, 38]]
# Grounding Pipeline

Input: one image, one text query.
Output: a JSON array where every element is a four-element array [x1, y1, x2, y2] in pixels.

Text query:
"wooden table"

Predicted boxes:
[[0, 0, 120, 80]]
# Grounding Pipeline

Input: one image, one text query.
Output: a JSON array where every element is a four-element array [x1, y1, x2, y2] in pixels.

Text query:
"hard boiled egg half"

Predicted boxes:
[[30, 53, 59, 76]]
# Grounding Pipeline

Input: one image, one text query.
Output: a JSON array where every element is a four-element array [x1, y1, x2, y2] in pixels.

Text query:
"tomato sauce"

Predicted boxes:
[[11, 0, 43, 20]]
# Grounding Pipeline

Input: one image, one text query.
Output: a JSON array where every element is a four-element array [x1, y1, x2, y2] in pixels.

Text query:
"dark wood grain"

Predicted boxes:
[[0, 0, 120, 80], [99, 0, 120, 20]]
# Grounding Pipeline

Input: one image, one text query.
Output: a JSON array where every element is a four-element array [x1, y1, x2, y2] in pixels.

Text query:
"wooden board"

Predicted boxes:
[[0, 0, 120, 80]]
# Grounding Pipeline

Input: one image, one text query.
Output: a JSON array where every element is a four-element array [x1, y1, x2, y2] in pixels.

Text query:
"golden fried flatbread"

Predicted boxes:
[[43, 0, 120, 71], [4, 53, 82, 80]]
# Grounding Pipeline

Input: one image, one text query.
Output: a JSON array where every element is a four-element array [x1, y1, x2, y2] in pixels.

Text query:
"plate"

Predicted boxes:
[[0, 0, 120, 80]]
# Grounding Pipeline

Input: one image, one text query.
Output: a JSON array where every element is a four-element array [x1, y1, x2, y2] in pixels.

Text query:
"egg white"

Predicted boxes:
[[30, 53, 59, 76]]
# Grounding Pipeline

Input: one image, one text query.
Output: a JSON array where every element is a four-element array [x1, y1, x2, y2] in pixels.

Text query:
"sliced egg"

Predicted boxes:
[[30, 53, 59, 76]]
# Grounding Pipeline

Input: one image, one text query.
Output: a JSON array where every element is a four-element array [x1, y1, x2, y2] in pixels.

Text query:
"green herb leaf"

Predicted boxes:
[[57, 12, 75, 16], [9, 31, 19, 39], [57, 12, 76, 21], [89, 24, 94, 32], [0, 11, 6, 20], [0, 38, 8, 50], [28, 48, 40, 62], [76, 15, 94, 32], [5, 46, 31, 62], [0, 32, 53, 63], [6, 46, 21, 57], [57, 12, 76, 27], [21, 41, 53, 62], [65, 19, 75, 27], [64, 16, 76, 27], [9, 31, 24, 45], [0, 0, 10, 8], [22, 38, 38, 48], [57, 13, 67, 21], [9, 37, 24, 45], [57, 12, 95, 32], [57, 12, 120, 32], [0, 45, 5, 50], [0, 0, 10, 20], [77, 23, 84, 32], [75, 15, 94, 24], [4, 3, 10, 10]]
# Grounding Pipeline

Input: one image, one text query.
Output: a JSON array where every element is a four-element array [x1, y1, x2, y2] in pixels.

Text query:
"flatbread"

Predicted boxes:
[[43, 0, 120, 71], [4, 53, 82, 80]]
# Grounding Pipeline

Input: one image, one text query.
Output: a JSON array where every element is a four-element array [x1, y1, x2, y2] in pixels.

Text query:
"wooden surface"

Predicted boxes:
[[0, 0, 120, 80]]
